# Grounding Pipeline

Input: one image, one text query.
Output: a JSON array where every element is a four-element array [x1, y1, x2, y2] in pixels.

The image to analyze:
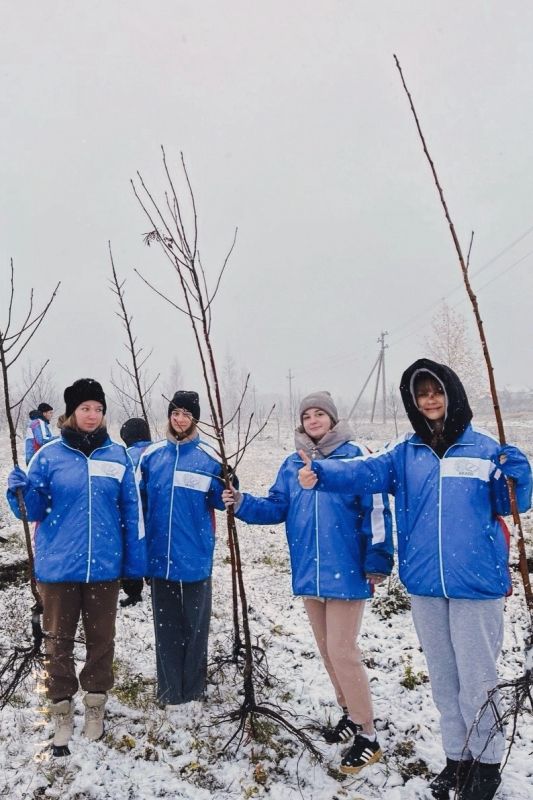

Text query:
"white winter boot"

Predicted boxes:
[[82, 693, 107, 741], [50, 698, 74, 755]]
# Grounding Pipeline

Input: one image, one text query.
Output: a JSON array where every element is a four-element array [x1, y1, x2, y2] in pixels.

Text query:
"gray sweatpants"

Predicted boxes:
[[410, 595, 505, 764]]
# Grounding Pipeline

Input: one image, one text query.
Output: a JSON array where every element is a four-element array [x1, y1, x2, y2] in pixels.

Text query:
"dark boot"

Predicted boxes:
[[459, 762, 501, 800], [430, 758, 473, 799]]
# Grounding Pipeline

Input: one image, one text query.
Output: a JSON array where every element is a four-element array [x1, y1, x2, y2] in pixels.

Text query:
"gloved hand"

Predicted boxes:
[[119, 579, 143, 607], [497, 445, 526, 480], [8, 466, 29, 493]]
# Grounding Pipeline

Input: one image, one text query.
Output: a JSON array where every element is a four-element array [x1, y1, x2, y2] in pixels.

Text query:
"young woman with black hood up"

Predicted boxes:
[[223, 391, 394, 777], [298, 360, 532, 800], [7, 379, 146, 756]]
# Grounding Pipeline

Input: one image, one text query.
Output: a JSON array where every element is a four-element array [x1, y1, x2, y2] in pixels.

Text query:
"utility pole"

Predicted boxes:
[[349, 332, 389, 423], [370, 331, 388, 423], [287, 368, 295, 428]]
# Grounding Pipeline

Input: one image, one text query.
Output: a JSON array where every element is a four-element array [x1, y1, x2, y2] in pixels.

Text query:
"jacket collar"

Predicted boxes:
[[409, 424, 475, 448]]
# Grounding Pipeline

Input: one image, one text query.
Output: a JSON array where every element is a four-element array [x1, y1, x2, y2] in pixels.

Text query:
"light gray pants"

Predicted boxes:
[[410, 595, 505, 764]]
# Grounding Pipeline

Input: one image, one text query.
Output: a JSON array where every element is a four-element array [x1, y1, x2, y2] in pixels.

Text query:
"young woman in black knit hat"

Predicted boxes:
[[7, 378, 146, 755], [137, 390, 226, 714]]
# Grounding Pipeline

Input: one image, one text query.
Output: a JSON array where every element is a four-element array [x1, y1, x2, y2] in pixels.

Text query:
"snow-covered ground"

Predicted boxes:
[[0, 419, 532, 799]]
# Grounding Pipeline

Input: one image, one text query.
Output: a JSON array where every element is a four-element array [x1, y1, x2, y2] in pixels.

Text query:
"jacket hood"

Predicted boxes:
[[400, 358, 472, 447]]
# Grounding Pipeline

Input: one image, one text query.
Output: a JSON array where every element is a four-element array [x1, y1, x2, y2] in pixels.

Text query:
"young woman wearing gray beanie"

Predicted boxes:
[[223, 390, 393, 775]]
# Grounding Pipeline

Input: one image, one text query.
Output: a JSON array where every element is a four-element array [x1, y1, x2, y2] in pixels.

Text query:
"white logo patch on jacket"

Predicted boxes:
[[89, 460, 126, 481], [173, 471, 212, 492], [441, 457, 494, 482]]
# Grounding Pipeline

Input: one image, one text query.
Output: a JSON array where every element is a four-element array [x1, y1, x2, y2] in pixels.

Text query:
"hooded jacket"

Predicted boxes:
[[25, 414, 55, 464], [310, 360, 532, 600], [8, 434, 146, 583], [139, 435, 225, 582], [234, 427, 393, 600]]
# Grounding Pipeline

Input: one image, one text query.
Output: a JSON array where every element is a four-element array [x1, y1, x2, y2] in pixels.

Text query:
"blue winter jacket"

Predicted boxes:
[[8, 436, 146, 583], [235, 441, 393, 600], [25, 417, 55, 464], [127, 440, 152, 469], [139, 436, 225, 582], [310, 426, 532, 600]]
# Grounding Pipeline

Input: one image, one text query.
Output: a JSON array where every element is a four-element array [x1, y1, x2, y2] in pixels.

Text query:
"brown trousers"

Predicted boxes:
[[303, 598, 374, 731], [37, 580, 120, 701]]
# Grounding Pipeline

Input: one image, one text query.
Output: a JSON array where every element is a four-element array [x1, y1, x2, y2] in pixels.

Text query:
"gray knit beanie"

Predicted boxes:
[[299, 391, 339, 424]]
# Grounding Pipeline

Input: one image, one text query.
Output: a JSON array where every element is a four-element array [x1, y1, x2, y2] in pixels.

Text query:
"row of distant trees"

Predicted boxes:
[[1, 300, 528, 440]]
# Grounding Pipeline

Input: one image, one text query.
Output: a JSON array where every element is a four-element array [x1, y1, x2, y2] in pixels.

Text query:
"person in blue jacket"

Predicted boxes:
[[298, 361, 532, 800], [120, 416, 152, 468], [24, 402, 55, 464], [138, 390, 225, 710], [223, 391, 393, 776], [7, 378, 146, 755], [119, 416, 152, 608]]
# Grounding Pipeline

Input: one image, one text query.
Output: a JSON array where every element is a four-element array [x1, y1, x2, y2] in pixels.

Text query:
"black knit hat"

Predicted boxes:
[[120, 417, 151, 448], [37, 402, 53, 413], [64, 378, 107, 418], [168, 390, 200, 421]]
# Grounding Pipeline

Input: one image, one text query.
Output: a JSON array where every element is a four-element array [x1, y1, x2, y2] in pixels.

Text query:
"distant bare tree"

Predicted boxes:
[[164, 356, 184, 397], [426, 301, 487, 403], [387, 386, 402, 437]]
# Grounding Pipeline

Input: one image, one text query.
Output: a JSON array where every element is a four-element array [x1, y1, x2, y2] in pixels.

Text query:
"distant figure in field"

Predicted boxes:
[[25, 402, 55, 464]]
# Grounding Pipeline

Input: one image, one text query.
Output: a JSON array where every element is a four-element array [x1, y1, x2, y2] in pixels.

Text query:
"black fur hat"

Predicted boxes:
[[64, 378, 107, 418], [168, 390, 200, 421]]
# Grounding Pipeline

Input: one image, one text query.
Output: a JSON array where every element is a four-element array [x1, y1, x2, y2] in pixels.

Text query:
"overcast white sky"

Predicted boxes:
[[2, 1, 532, 417]]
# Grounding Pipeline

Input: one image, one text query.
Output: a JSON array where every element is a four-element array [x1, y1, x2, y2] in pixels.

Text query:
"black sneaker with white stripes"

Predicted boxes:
[[340, 733, 382, 775], [322, 713, 359, 744]]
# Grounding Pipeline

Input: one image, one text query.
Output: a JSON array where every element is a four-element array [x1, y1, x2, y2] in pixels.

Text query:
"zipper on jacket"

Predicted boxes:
[[417, 441, 470, 598], [314, 492, 320, 596], [61, 441, 113, 583], [166, 445, 180, 580], [436, 460, 448, 599], [411, 442, 449, 598], [86, 444, 114, 582]]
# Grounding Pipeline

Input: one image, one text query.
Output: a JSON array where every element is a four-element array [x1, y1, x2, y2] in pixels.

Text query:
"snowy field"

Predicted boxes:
[[0, 418, 532, 800]]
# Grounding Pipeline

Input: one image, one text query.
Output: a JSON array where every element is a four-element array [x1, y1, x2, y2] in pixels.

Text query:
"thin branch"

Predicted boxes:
[[466, 231, 475, 272], [133, 268, 200, 319]]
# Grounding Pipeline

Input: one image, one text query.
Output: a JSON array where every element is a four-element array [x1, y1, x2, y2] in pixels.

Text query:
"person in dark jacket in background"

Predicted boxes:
[[7, 379, 146, 755], [298, 361, 532, 800], [25, 402, 55, 464], [138, 391, 225, 713], [119, 416, 152, 607], [223, 391, 393, 776]]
